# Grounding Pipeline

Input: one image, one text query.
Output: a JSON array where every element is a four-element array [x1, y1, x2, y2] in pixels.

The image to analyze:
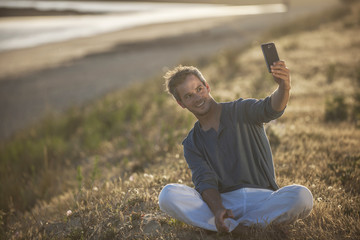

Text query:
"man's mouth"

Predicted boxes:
[[196, 101, 205, 107]]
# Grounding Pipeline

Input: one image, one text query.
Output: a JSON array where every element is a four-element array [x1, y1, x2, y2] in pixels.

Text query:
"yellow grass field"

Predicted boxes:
[[1, 2, 359, 239]]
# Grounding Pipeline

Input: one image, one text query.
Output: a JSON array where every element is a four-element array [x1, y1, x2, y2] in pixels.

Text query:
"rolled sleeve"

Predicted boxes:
[[242, 97, 284, 124]]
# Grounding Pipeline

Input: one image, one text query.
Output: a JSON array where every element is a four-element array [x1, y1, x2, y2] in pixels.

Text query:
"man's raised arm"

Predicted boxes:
[[270, 60, 291, 112]]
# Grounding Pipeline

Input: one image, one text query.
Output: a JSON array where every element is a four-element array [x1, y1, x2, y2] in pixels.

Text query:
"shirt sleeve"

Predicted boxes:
[[182, 131, 218, 194], [241, 96, 284, 124]]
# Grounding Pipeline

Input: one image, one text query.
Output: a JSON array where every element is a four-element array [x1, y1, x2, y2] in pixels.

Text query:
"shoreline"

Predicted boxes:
[[0, 7, 101, 17], [0, 0, 339, 140], [0, 16, 238, 80]]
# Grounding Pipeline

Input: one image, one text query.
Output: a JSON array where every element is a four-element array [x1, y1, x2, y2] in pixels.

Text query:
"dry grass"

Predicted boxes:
[[1, 2, 360, 240]]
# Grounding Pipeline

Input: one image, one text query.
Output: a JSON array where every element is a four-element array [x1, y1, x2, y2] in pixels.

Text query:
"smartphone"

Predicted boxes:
[[261, 42, 280, 73]]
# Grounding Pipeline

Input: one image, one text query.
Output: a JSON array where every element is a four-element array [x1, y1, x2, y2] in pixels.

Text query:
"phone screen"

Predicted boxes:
[[261, 43, 280, 73]]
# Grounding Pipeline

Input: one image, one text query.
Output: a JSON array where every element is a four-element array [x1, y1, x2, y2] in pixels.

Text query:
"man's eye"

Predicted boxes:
[[197, 87, 203, 92]]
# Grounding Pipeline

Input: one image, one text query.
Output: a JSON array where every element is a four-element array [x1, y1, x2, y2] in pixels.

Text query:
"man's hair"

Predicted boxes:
[[164, 65, 207, 102]]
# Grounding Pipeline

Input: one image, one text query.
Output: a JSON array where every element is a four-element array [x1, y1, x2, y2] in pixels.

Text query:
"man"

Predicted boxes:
[[158, 61, 313, 234]]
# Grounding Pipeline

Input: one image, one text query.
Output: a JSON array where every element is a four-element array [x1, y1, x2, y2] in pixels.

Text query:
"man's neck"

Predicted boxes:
[[197, 100, 222, 132]]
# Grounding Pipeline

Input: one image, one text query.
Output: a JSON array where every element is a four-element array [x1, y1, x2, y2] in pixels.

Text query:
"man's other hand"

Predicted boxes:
[[215, 208, 234, 233]]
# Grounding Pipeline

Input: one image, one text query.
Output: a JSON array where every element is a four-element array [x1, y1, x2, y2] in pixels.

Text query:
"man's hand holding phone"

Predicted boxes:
[[261, 42, 291, 111], [261, 42, 291, 91], [271, 61, 291, 91]]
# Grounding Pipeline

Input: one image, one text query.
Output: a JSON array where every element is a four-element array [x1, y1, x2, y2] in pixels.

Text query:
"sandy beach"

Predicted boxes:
[[0, 0, 339, 140]]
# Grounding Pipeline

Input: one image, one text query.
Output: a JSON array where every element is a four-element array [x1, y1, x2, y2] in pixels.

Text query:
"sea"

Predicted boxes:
[[0, 1, 286, 52]]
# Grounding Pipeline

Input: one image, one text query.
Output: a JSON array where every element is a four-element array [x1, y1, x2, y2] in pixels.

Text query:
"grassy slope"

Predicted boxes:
[[1, 2, 360, 240]]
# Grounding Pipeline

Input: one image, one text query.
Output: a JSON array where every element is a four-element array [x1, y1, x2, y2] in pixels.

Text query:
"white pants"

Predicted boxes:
[[158, 184, 313, 232]]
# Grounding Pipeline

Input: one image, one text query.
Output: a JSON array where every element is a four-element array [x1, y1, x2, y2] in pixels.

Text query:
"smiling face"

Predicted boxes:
[[176, 74, 214, 117]]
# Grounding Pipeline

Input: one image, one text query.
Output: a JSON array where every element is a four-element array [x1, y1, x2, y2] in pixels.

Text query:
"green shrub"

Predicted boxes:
[[355, 63, 360, 87], [339, 0, 359, 4], [325, 95, 349, 122], [352, 92, 360, 126], [326, 63, 337, 84]]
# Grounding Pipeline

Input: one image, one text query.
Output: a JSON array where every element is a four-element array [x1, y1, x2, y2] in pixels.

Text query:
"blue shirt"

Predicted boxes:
[[182, 97, 284, 194]]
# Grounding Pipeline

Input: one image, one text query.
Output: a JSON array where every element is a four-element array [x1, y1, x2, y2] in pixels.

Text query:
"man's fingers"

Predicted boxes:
[[273, 60, 286, 67], [271, 65, 289, 71], [216, 220, 229, 233], [271, 65, 290, 79], [220, 222, 230, 233], [224, 209, 234, 219], [215, 209, 234, 233], [271, 65, 289, 70], [221, 225, 229, 232], [272, 69, 289, 75], [272, 71, 288, 78]]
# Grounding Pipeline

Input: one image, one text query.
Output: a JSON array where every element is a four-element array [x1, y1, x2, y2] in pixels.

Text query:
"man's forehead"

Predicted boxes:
[[178, 75, 202, 91], [183, 74, 202, 86]]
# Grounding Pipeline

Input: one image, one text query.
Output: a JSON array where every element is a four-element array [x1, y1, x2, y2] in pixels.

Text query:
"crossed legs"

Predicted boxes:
[[159, 184, 313, 232]]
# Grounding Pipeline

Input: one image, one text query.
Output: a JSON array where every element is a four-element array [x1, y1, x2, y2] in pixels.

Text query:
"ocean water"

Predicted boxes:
[[0, 1, 286, 51]]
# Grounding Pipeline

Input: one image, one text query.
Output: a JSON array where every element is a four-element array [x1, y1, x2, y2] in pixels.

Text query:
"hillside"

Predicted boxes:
[[1, 2, 360, 239]]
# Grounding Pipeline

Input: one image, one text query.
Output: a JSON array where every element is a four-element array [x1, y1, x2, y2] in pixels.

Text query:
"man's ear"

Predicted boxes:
[[177, 100, 186, 109], [205, 82, 211, 92]]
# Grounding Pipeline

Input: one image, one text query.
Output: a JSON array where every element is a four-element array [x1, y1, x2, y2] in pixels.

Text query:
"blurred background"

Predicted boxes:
[[0, 0, 338, 140], [1, 1, 360, 238]]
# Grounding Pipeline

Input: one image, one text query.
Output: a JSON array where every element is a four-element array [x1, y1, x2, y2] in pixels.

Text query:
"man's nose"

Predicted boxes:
[[193, 93, 202, 101]]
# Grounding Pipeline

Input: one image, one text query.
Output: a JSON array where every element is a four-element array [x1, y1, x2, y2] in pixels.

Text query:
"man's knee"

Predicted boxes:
[[272, 185, 313, 224], [158, 184, 185, 211], [159, 184, 174, 210], [288, 185, 313, 216]]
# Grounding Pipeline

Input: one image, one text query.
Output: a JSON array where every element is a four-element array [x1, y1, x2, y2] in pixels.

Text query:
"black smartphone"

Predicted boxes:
[[261, 42, 280, 73]]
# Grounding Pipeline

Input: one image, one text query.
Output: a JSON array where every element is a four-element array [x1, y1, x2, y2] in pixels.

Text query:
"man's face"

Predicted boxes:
[[176, 74, 212, 117]]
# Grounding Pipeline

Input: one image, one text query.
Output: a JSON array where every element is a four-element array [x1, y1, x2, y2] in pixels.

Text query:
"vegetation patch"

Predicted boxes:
[[1, 2, 360, 239]]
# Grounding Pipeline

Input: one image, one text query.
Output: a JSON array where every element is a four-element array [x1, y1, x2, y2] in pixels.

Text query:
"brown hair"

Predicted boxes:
[[164, 65, 207, 102]]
